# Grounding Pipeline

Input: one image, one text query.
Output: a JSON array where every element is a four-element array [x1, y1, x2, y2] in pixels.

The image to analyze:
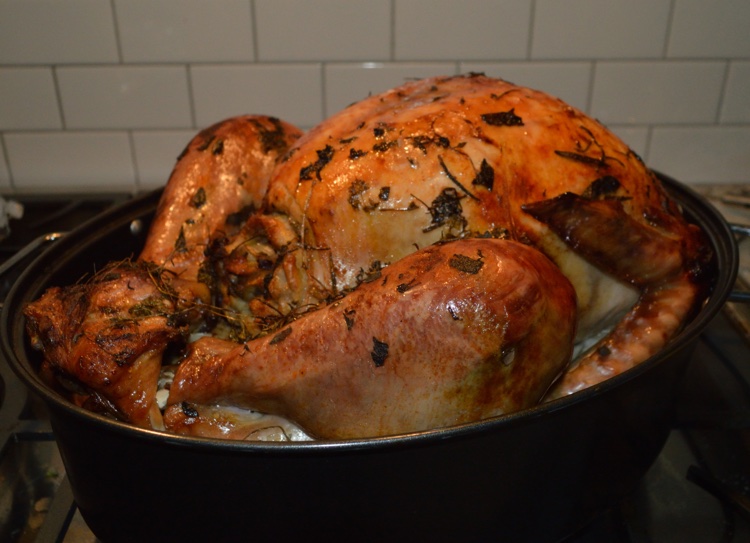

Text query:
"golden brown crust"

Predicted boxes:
[[167, 238, 577, 439], [140, 115, 302, 281]]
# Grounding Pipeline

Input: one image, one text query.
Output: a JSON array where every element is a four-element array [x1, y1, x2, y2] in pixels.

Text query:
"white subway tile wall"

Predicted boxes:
[[57, 65, 194, 129], [190, 63, 324, 128], [116, 0, 256, 63], [0, 0, 748, 193], [255, 0, 391, 61], [531, 0, 673, 59], [394, 0, 531, 60]]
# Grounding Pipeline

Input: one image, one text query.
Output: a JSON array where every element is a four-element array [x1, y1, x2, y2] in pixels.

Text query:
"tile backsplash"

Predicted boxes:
[[0, 0, 748, 194]]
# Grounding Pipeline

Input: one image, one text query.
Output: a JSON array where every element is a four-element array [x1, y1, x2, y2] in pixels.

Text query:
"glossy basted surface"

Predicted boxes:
[[21, 74, 713, 439]]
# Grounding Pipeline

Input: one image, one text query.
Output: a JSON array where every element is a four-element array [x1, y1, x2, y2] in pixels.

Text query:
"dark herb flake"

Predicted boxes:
[[211, 139, 224, 155], [408, 135, 450, 155], [438, 156, 478, 201], [554, 150, 605, 168], [424, 187, 467, 233], [269, 327, 292, 345], [181, 402, 199, 418], [396, 279, 418, 293], [191, 187, 207, 209], [481, 108, 524, 127], [300, 145, 335, 181], [174, 227, 188, 253], [582, 176, 621, 200], [449, 253, 484, 274], [372, 140, 398, 153], [471, 159, 494, 191], [129, 296, 168, 318], [348, 179, 378, 211], [250, 117, 294, 154], [356, 261, 383, 284], [343, 308, 356, 330], [371, 337, 389, 367]]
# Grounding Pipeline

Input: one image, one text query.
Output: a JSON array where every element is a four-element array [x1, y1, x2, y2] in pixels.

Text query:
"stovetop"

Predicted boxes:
[[0, 187, 749, 543]]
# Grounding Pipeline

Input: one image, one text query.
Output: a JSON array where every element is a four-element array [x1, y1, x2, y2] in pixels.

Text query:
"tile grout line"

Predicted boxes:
[[127, 129, 141, 194], [185, 64, 197, 129], [321, 62, 328, 119], [527, 0, 536, 60], [715, 61, 731, 125], [390, 0, 396, 62], [663, 0, 676, 59], [250, 0, 259, 63], [585, 60, 596, 116], [0, 133, 14, 191], [110, 0, 124, 64], [51, 66, 67, 130]]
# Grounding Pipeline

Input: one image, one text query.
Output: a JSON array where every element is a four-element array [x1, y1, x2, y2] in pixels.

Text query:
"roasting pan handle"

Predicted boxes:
[[0, 232, 66, 278], [728, 223, 750, 303]]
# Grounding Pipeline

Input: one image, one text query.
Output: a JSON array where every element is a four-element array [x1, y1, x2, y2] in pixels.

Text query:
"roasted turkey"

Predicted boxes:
[[24, 74, 712, 440]]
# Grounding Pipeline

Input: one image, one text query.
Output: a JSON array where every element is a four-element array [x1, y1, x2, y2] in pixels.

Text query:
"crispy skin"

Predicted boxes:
[[258, 74, 711, 396], [167, 239, 577, 439], [524, 192, 711, 398], [24, 116, 302, 430], [139, 115, 302, 282], [24, 262, 207, 428], [24, 74, 713, 437]]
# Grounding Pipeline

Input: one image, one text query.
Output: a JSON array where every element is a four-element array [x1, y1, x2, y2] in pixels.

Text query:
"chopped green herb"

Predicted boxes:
[[582, 176, 622, 200], [343, 308, 356, 330], [269, 327, 292, 345], [449, 253, 484, 274], [348, 179, 378, 211], [423, 187, 467, 233], [438, 156, 478, 201], [554, 150, 605, 168], [481, 108, 524, 127], [174, 227, 188, 253], [300, 145, 335, 181], [471, 159, 494, 191], [396, 279, 418, 293], [371, 337, 389, 367], [372, 140, 398, 153]]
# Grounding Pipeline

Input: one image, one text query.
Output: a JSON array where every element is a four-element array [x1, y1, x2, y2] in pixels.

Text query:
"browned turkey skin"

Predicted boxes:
[[251, 73, 711, 398], [139, 114, 303, 283], [167, 238, 577, 439], [23, 74, 712, 439], [24, 261, 208, 429], [25, 114, 301, 430]]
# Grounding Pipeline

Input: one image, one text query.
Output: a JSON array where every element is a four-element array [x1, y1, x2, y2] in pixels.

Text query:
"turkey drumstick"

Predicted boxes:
[[167, 238, 577, 439]]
